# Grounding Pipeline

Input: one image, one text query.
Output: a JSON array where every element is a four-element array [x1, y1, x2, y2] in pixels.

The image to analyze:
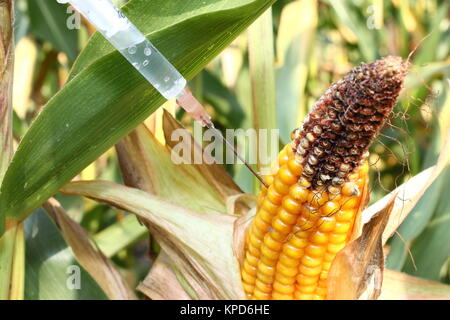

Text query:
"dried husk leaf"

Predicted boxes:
[[233, 207, 256, 267], [61, 181, 246, 300], [380, 270, 450, 300], [226, 193, 257, 217], [43, 198, 137, 300], [116, 123, 226, 215], [162, 110, 243, 201], [116, 120, 248, 298], [138, 252, 192, 300], [327, 194, 396, 300]]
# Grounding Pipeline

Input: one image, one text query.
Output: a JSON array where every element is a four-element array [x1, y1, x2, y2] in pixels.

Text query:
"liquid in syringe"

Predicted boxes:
[[116, 38, 187, 99]]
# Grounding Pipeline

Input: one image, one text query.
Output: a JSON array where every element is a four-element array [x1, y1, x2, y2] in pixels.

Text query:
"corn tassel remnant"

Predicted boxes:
[[241, 56, 408, 300]]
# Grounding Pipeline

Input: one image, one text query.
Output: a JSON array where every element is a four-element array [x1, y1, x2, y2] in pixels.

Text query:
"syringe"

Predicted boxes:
[[58, 0, 268, 188]]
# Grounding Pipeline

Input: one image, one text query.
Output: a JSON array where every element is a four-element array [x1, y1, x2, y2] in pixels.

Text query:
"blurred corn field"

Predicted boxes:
[[0, 0, 449, 299]]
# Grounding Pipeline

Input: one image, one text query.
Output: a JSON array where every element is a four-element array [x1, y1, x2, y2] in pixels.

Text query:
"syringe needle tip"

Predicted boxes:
[[177, 88, 268, 189], [205, 123, 269, 189]]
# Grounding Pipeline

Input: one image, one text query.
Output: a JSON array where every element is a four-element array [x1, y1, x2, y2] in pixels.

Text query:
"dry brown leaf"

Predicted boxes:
[[115, 123, 226, 215], [226, 193, 257, 217], [380, 270, 450, 300], [116, 129, 157, 194], [43, 198, 137, 300], [162, 110, 243, 201], [61, 181, 246, 300], [138, 252, 192, 300], [233, 207, 256, 267], [327, 195, 396, 300]]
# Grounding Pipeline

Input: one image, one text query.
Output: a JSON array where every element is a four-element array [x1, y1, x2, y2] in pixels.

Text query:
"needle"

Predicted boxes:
[[60, 0, 269, 188], [176, 89, 269, 189], [204, 122, 269, 189]]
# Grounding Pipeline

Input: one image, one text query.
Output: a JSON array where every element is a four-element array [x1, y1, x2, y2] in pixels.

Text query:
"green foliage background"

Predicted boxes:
[[2, 0, 449, 298]]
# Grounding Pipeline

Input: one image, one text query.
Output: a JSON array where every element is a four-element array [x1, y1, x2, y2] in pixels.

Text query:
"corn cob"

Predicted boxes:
[[241, 56, 408, 300]]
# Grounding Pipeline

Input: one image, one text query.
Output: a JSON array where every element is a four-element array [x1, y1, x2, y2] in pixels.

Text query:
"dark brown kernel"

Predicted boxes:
[[314, 147, 324, 157], [292, 56, 408, 189]]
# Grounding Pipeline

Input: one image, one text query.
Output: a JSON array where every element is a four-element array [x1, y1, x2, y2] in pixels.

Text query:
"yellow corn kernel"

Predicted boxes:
[[260, 255, 277, 267], [298, 264, 322, 277], [296, 273, 319, 285], [264, 175, 274, 186], [289, 184, 309, 203], [307, 191, 328, 208], [259, 209, 273, 224], [283, 244, 304, 259], [275, 273, 296, 285], [315, 286, 327, 297], [278, 252, 300, 268], [327, 242, 346, 254], [247, 243, 260, 257], [278, 208, 298, 225], [263, 234, 283, 251], [294, 292, 313, 300], [335, 209, 354, 222], [241, 269, 256, 284], [270, 229, 289, 242], [262, 198, 279, 214], [243, 260, 257, 276], [328, 233, 347, 244], [272, 218, 291, 234], [260, 244, 279, 260], [287, 157, 303, 176], [255, 279, 272, 293], [257, 271, 274, 284], [317, 216, 336, 233], [267, 187, 283, 204], [310, 232, 328, 245], [273, 281, 295, 294], [301, 255, 323, 268], [289, 234, 308, 249], [272, 292, 294, 300], [298, 284, 316, 293], [279, 166, 297, 185], [320, 201, 340, 216], [250, 224, 265, 240], [341, 197, 358, 210], [253, 289, 270, 300], [278, 151, 289, 166], [249, 233, 262, 249], [254, 215, 270, 232], [305, 244, 326, 257], [242, 282, 255, 293], [334, 221, 352, 234], [282, 197, 302, 215], [241, 140, 368, 299], [277, 262, 298, 278], [274, 177, 290, 194]]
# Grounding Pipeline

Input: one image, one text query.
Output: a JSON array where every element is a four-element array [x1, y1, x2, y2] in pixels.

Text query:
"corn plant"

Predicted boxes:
[[0, 0, 449, 300]]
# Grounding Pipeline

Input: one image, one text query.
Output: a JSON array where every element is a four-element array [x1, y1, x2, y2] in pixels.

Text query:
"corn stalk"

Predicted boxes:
[[0, 0, 20, 300]]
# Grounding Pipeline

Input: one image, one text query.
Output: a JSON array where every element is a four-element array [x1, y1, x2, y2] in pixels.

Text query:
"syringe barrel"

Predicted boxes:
[[58, 0, 186, 99]]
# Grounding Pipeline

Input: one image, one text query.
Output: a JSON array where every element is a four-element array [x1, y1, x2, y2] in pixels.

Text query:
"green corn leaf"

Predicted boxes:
[[0, 0, 276, 234], [402, 166, 450, 281], [27, 0, 79, 60], [24, 209, 107, 300]]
